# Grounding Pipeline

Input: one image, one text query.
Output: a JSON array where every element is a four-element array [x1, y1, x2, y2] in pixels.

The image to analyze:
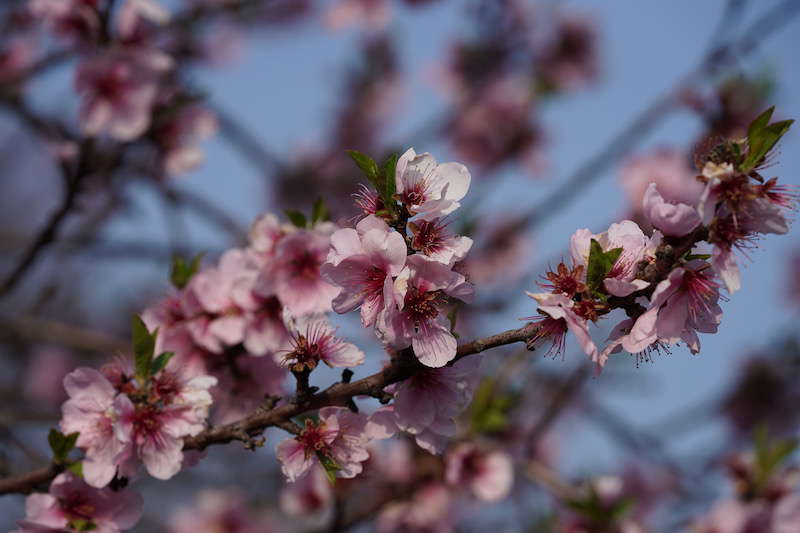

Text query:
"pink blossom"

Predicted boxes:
[[210, 352, 286, 424], [276, 407, 370, 482], [168, 489, 263, 533], [270, 228, 340, 317], [322, 215, 406, 326], [325, 0, 391, 31], [395, 148, 471, 220], [60, 368, 130, 488], [379, 255, 473, 367], [156, 104, 218, 176], [115, 369, 217, 480], [642, 182, 702, 237], [619, 149, 703, 215], [0, 39, 35, 83], [280, 315, 365, 371], [409, 217, 473, 266], [248, 213, 292, 257], [75, 54, 158, 140], [445, 443, 513, 502], [392, 356, 481, 454], [279, 464, 333, 520], [23, 346, 72, 407], [15, 472, 143, 533], [377, 483, 454, 533], [525, 292, 600, 365], [30, 0, 99, 44]]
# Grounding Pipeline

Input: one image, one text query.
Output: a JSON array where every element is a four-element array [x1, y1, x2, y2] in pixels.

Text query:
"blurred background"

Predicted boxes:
[[1, 0, 799, 531]]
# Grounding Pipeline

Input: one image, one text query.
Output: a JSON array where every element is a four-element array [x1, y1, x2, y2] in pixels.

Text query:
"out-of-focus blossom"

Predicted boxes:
[[618, 149, 703, 217], [534, 12, 598, 92], [377, 482, 454, 533], [279, 464, 333, 523], [15, 472, 143, 532], [325, 0, 391, 31], [445, 443, 513, 502], [154, 103, 218, 177], [391, 356, 481, 454], [168, 489, 264, 533], [23, 346, 72, 407], [0, 38, 35, 83]]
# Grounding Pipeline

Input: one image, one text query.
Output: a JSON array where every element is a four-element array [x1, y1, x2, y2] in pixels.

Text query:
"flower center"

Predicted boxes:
[[404, 286, 442, 323]]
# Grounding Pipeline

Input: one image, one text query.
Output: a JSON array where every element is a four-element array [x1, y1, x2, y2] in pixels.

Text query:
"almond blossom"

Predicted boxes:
[[379, 254, 474, 367], [15, 472, 143, 533], [280, 314, 364, 371], [276, 406, 371, 482]]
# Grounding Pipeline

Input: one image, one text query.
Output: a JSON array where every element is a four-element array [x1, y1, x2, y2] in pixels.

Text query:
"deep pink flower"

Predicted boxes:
[[276, 407, 370, 482], [395, 148, 471, 220], [60, 368, 131, 488], [643, 182, 702, 237], [392, 356, 481, 454], [322, 215, 406, 326], [15, 472, 143, 533], [379, 255, 473, 367], [445, 443, 513, 502]]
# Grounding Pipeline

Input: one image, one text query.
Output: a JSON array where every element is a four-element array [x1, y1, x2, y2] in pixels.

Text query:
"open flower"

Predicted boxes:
[[525, 292, 600, 365], [322, 215, 407, 327], [445, 443, 513, 502], [379, 254, 473, 367], [642, 182, 702, 237], [281, 315, 364, 371], [395, 148, 471, 220], [276, 407, 370, 482], [15, 472, 143, 533]]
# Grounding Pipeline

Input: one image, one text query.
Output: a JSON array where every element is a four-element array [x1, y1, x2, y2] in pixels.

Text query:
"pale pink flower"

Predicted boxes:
[[15, 472, 143, 533], [279, 464, 333, 521], [211, 351, 286, 425], [60, 368, 131, 488], [367, 437, 413, 483], [271, 228, 340, 317], [525, 292, 600, 365], [116, 370, 216, 480], [280, 315, 365, 371], [774, 494, 800, 533], [619, 149, 703, 214], [117, 0, 169, 37], [690, 499, 749, 533], [276, 407, 370, 482], [445, 443, 513, 502], [642, 182, 702, 237], [248, 213, 292, 257], [395, 148, 471, 220], [157, 104, 218, 176], [392, 356, 481, 454], [75, 54, 158, 140], [409, 217, 472, 266], [377, 483, 454, 533], [168, 489, 263, 533], [379, 255, 473, 367], [322, 215, 406, 326]]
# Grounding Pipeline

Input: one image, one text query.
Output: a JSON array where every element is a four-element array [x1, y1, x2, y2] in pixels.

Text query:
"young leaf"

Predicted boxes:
[[381, 152, 398, 214], [150, 352, 175, 375], [315, 451, 341, 483], [67, 461, 84, 478], [67, 518, 97, 532], [586, 240, 622, 292], [347, 150, 379, 180], [170, 253, 204, 289], [741, 106, 794, 172], [285, 210, 308, 229], [132, 315, 156, 382], [311, 197, 330, 225], [748, 106, 774, 141], [48, 429, 79, 462]]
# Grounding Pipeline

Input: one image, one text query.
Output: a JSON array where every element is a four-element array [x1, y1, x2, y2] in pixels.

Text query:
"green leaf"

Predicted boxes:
[[150, 352, 175, 376], [741, 106, 794, 172], [67, 518, 97, 532], [685, 253, 712, 261], [285, 210, 308, 228], [48, 429, 79, 462], [586, 240, 622, 292], [132, 315, 156, 383], [347, 150, 379, 180], [170, 253, 204, 289], [381, 152, 398, 215], [315, 451, 341, 483], [67, 461, 83, 478], [311, 198, 330, 226]]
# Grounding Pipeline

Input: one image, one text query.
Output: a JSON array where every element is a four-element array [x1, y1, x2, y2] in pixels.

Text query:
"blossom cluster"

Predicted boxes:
[[525, 107, 796, 369], [23, 0, 218, 176]]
